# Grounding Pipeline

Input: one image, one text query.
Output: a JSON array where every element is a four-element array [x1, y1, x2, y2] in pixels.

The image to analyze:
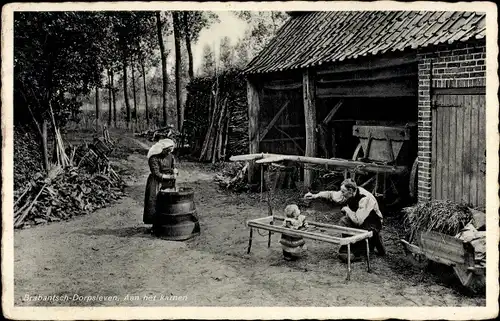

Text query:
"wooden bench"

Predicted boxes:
[[246, 215, 373, 280]]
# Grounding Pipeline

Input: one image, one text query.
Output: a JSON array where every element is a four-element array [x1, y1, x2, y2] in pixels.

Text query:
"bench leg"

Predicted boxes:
[[346, 243, 351, 281], [366, 238, 371, 273], [268, 221, 273, 248], [247, 228, 253, 254]]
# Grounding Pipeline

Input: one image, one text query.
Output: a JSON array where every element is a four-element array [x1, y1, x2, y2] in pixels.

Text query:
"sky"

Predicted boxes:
[[191, 11, 248, 73]]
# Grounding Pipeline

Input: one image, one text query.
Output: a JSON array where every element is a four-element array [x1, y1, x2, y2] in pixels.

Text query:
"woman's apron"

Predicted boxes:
[[143, 154, 175, 224]]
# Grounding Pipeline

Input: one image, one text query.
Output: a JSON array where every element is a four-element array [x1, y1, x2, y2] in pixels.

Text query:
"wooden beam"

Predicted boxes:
[[317, 72, 416, 84], [272, 216, 372, 235], [230, 153, 280, 162], [247, 79, 261, 183], [322, 99, 344, 125], [303, 69, 317, 188], [277, 124, 302, 129], [263, 83, 302, 91], [352, 125, 412, 141], [254, 154, 408, 175], [272, 125, 305, 154], [433, 87, 485, 95], [331, 127, 336, 157], [261, 136, 304, 143], [341, 231, 374, 245], [259, 101, 290, 141], [316, 80, 417, 98], [317, 53, 418, 75], [247, 221, 344, 243]]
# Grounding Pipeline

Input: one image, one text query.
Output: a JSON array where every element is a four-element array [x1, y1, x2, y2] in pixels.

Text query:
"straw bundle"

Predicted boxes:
[[402, 200, 473, 244]]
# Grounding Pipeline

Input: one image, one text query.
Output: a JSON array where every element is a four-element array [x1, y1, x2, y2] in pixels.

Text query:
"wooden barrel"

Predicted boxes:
[[153, 188, 200, 241]]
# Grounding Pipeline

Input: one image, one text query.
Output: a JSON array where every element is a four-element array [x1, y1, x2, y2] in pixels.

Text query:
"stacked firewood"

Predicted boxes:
[[185, 70, 248, 162], [13, 165, 125, 228], [13, 127, 125, 229], [214, 162, 248, 191]]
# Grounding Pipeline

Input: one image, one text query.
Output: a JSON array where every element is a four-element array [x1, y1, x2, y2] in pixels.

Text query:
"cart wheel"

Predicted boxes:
[[351, 143, 376, 191], [352, 142, 364, 161]]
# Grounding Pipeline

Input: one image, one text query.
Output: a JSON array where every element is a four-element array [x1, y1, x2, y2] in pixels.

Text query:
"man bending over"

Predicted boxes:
[[304, 178, 386, 261]]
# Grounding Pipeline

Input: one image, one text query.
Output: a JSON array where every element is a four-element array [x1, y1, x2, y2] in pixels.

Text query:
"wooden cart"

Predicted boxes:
[[246, 215, 373, 281], [350, 124, 417, 207], [400, 231, 485, 292]]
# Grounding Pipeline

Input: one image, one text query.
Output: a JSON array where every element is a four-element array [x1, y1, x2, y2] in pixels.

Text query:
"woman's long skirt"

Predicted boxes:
[[143, 174, 161, 224]]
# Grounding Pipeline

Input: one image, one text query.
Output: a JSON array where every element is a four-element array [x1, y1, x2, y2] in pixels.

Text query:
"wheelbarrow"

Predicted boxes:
[[400, 231, 485, 292]]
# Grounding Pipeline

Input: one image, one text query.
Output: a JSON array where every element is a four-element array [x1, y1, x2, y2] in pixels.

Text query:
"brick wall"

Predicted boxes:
[[416, 39, 486, 202]]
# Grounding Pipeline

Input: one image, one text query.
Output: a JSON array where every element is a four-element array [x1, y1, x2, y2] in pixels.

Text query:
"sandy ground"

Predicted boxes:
[[13, 133, 485, 307]]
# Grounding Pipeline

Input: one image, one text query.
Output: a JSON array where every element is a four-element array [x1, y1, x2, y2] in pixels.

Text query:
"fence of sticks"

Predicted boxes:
[[185, 69, 248, 163]]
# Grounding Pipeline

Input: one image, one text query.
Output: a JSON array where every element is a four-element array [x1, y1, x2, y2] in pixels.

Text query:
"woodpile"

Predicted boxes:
[[13, 165, 125, 228], [14, 127, 43, 190], [185, 70, 248, 162], [214, 162, 248, 191], [13, 126, 125, 229]]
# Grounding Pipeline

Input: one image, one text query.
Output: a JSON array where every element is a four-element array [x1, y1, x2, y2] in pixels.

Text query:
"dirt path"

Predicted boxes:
[[14, 142, 485, 307]]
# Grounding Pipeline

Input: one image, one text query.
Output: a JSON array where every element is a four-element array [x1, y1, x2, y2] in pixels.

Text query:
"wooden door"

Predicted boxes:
[[431, 92, 486, 208]]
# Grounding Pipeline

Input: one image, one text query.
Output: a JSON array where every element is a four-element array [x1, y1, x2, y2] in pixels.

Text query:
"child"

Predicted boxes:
[[280, 204, 308, 261]]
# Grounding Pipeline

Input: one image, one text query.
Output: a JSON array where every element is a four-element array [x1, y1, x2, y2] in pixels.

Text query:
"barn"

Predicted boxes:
[[243, 11, 486, 208]]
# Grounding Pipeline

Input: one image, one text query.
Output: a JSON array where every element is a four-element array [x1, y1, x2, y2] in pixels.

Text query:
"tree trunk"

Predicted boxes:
[[141, 59, 150, 126], [95, 86, 100, 132], [107, 68, 112, 126], [156, 11, 168, 127], [131, 58, 138, 130], [111, 69, 117, 128], [172, 12, 183, 132], [122, 52, 131, 129], [183, 11, 194, 81], [42, 119, 49, 171]]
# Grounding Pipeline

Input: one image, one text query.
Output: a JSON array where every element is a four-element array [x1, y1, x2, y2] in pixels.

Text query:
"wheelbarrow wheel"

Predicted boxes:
[[453, 265, 486, 294]]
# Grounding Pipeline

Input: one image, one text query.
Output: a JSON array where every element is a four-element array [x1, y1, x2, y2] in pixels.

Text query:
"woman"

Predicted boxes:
[[143, 138, 177, 224]]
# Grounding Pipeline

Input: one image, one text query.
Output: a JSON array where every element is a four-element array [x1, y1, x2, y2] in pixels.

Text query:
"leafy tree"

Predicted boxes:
[[178, 11, 219, 81], [112, 11, 156, 129], [14, 12, 120, 170], [233, 40, 250, 69], [219, 36, 234, 71], [232, 11, 289, 62], [136, 34, 160, 127], [200, 44, 216, 77], [14, 12, 109, 126]]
